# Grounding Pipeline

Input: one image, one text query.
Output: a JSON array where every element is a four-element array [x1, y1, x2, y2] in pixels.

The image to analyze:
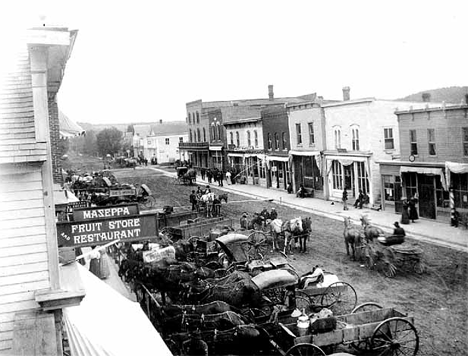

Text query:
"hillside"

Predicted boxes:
[[397, 86, 468, 104]]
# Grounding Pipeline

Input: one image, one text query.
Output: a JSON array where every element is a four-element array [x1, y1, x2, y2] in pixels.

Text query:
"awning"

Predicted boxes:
[[445, 161, 468, 189], [59, 111, 85, 138], [267, 156, 289, 162], [63, 264, 172, 356], [228, 153, 244, 158], [289, 150, 320, 157], [325, 155, 368, 162], [54, 184, 79, 206], [400, 166, 447, 190]]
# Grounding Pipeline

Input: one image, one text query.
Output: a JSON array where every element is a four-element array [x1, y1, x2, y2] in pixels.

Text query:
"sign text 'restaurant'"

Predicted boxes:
[[57, 214, 156, 248]]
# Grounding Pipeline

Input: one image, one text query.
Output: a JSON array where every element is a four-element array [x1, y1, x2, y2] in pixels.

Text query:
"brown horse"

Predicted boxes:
[[360, 215, 385, 242], [343, 217, 363, 260]]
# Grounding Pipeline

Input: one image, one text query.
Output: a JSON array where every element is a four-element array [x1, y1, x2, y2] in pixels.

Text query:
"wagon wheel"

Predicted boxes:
[[370, 317, 419, 356], [350, 302, 383, 352], [295, 295, 313, 315], [141, 195, 155, 208], [413, 260, 425, 274], [381, 247, 397, 278], [247, 231, 268, 259], [285, 343, 326, 356], [319, 281, 357, 315]]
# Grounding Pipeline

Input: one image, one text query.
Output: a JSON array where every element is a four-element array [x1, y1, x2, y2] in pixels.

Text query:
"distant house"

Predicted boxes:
[[132, 121, 187, 163], [379, 98, 468, 221]]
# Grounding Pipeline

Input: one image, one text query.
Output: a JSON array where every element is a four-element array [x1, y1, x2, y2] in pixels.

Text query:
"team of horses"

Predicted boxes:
[[343, 215, 385, 261]]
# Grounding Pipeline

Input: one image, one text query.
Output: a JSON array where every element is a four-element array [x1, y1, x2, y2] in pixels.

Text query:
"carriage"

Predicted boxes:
[[364, 240, 425, 278], [175, 166, 197, 185]]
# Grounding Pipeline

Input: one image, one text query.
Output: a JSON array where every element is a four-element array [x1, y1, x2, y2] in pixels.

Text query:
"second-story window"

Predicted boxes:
[[188, 113, 192, 124], [267, 133, 272, 150], [254, 130, 258, 147], [189, 129, 192, 142], [247, 131, 251, 147], [334, 129, 341, 149], [230, 132, 234, 145], [428, 128, 436, 156], [236, 131, 240, 147], [197, 128, 201, 142], [179, 137, 183, 143], [384, 128, 394, 149], [211, 126, 215, 141], [203, 128, 206, 142], [463, 127, 468, 156], [165, 138, 170, 145], [217, 123, 221, 142], [296, 124, 302, 145], [308, 122, 315, 145], [282, 132, 287, 150], [196, 112, 200, 124], [274, 132, 279, 150], [410, 129, 418, 155], [352, 128, 360, 151]]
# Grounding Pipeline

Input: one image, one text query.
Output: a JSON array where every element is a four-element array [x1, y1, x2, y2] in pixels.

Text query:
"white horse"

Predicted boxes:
[[199, 192, 215, 217], [267, 217, 303, 254]]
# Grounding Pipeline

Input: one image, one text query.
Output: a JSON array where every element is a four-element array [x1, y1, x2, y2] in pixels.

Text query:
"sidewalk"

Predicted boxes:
[[151, 167, 468, 253]]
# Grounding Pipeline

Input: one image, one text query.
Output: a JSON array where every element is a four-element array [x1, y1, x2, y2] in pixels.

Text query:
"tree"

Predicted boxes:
[[96, 127, 123, 157]]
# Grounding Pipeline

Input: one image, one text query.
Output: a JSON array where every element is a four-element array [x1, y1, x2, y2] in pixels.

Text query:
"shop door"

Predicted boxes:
[[344, 165, 354, 196], [394, 181, 403, 213], [419, 182, 436, 219]]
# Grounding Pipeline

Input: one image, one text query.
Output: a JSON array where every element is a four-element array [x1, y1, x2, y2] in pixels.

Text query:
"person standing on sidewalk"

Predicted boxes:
[[342, 188, 349, 210], [226, 170, 231, 185]]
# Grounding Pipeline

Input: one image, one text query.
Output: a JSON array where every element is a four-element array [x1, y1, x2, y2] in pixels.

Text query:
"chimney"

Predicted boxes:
[[422, 92, 431, 102], [342, 86, 350, 101], [268, 85, 274, 101]]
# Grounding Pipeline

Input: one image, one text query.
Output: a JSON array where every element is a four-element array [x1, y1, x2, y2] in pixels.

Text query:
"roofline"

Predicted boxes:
[[321, 98, 376, 107], [223, 117, 262, 126], [377, 160, 445, 168], [395, 103, 467, 115]]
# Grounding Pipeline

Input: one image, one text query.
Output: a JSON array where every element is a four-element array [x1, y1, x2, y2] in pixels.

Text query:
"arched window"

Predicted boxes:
[[197, 128, 201, 142], [267, 133, 272, 150], [282, 132, 287, 150], [334, 129, 341, 149], [274, 133, 279, 150], [236, 131, 240, 147], [188, 113, 191, 124], [211, 125, 215, 141], [247, 131, 251, 147], [189, 129, 192, 142], [203, 128, 206, 142], [230, 132, 234, 145], [217, 123, 221, 141], [254, 130, 258, 147], [193, 129, 196, 142], [352, 128, 360, 151], [196, 112, 200, 124]]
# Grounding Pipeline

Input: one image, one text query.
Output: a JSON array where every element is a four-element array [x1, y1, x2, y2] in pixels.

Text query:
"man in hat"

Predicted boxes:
[[393, 222, 406, 236], [270, 207, 278, 220], [240, 212, 248, 230]]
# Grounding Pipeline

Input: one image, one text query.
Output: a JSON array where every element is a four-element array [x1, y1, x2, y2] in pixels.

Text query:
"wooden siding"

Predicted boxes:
[[0, 168, 49, 353]]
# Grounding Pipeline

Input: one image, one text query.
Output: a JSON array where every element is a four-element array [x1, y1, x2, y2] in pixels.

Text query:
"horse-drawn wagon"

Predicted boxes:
[[175, 166, 197, 185], [260, 303, 419, 356]]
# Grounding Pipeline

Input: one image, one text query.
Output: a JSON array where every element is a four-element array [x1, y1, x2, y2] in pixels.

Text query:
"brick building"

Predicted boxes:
[[379, 99, 468, 222]]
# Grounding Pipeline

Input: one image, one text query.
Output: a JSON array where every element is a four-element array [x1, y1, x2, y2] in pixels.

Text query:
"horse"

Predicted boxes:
[[248, 214, 264, 230], [360, 215, 385, 242], [183, 168, 197, 185], [219, 193, 228, 203], [198, 192, 215, 217], [267, 217, 303, 255], [343, 216, 363, 261], [297, 217, 312, 253]]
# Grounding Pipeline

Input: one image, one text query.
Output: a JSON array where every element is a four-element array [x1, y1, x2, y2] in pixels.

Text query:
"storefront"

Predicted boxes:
[[227, 152, 267, 186], [266, 155, 290, 190], [325, 154, 371, 203], [289, 151, 323, 198]]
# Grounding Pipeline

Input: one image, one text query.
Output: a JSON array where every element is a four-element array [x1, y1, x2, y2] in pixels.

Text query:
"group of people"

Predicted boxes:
[[200, 168, 238, 186], [239, 207, 278, 229], [341, 188, 369, 210], [189, 186, 222, 217], [401, 196, 419, 224]]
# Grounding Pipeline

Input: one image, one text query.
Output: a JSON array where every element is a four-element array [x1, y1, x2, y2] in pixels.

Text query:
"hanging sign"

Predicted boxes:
[[56, 213, 157, 248], [72, 204, 139, 221]]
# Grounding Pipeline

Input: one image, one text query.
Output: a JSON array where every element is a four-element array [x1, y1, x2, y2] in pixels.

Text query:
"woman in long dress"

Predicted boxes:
[[409, 197, 419, 223], [89, 247, 110, 279], [401, 199, 410, 225]]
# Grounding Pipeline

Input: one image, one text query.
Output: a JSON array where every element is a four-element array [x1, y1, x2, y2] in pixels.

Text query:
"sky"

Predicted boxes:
[[1, 0, 467, 125]]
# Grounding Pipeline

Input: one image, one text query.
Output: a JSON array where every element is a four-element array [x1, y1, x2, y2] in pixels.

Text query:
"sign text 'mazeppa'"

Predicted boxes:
[[73, 204, 139, 221]]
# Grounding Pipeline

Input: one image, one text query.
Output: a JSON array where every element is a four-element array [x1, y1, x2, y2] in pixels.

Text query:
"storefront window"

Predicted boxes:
[[332, 160, 343, 190], [404, 172, 418, 200], [452, 173, 468, 209], [383, 175, 395, 201], [356, 161, 369, 193], [436, 178, 449, 208]]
